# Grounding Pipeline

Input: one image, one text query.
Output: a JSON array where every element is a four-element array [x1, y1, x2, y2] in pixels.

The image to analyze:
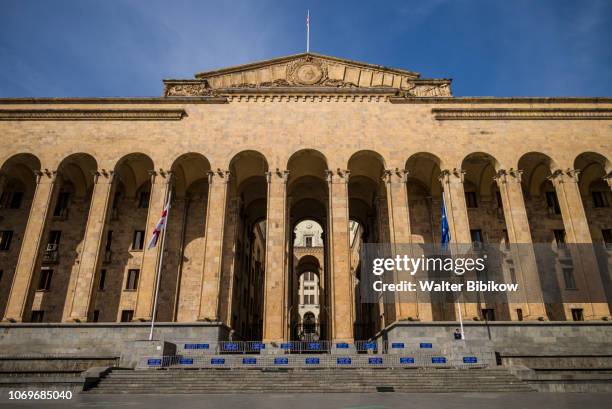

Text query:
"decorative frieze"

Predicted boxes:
[[163, 80, 219, 97], [0, 109, 186, 121], [432, 108, 612, 120], [164, 53, 452, 100]]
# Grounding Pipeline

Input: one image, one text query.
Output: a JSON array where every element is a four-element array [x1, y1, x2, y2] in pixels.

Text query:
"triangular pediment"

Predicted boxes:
[[163, 53, 451, 97]]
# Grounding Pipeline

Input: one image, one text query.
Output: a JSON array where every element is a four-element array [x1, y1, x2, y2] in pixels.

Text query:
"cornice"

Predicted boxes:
[[390, 96, 612, 104], [0, 108, 187, 121], [432, 107, 612, 120], [220, 86, 398, 95], [194, 52, 421, 79], [0, 97, 227, 105]]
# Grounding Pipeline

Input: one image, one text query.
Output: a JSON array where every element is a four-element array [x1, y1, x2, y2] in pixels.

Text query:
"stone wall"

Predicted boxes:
[[381, 321, 612, 356], [0, 323, 229, 357]]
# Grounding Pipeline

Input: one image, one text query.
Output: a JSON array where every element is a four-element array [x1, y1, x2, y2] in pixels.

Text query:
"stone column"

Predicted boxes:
[[439, 169, 479, 320], [604, 173, 612, 191], [550, 169, 610, 319], [262, 169, 289, 343], [66, 169, 114, 322], [134, 170, 172, 321], [198, 170, 230, 321], [218, 196, 240, 325], [0, 173, 7, 203], [494, 169, 547, 320], [383, 169, 434, 322], [3, 169, 57, 322], [327, 169, 354, 343]]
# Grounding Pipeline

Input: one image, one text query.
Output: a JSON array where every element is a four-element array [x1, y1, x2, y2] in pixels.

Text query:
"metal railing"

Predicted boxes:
[[137, 351, 494, 370], [172, 340, 485, 355]]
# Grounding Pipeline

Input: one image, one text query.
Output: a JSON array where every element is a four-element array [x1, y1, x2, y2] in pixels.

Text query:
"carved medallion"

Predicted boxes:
[[295, 63, 324, 85], [287, 58, 327, 85]]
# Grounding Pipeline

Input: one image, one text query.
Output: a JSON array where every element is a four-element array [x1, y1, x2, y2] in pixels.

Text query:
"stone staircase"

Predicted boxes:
[[87, 367, 535, 393], [0, 356, 119, 391]]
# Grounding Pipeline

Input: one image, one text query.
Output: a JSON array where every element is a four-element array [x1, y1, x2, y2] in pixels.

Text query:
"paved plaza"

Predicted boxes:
[[0, 392, 612, 409]]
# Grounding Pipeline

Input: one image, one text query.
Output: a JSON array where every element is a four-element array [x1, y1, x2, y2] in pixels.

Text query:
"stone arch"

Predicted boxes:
[[171, 153, 211, 197], [86, 153, 155, 323], [461, 152, 502, 198], [0, 153, 41, 202], [574, 152, 611, 196], [158, 153, 212, 323], [0, 153, 42, 319], [406, 152, 443, 197], [347, 150, 385, 183], [112, 153, 155, 198], [56, 153, 98, 198], [221, 150, 269, 339], [287, 149, 328, 182], [229, 150, 269, 189], [23, 153, 99, 322], [296, 254, 322, 276], [518, 152, 559, 198]]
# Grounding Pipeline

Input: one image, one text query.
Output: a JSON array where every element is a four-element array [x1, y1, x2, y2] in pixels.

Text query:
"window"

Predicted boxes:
[[546, 191, 561, 215], [603, 229, 612, 247], [465, 192, 478, 208], [38, 268, 53, 291], [126, 269, 139, 290], [495, 191, 503, 208], [563, 267, 576, 290], [98, 269, 107, 291], [553, 229, 566, 248], [9, 191, 23, 209], [592, 191, 608, 208], [105, 230, 113, 250], [120, 310, 134, 322], [138, 191, 150, 209], [132, 230, 144, 250], [502, 229, 510, 249], [53, 191, 70, 217], [481, 308, 495, 321], [0, 231, 13, 251], [112, 191, 122, 208], [30, 310, 44, 323], [516, 308, 523, 321], [470, 229, 483, 246], [305, 236, 313, 247], [93, 310, 100, 322], [48, 230, 61, 248], [1, 191, 24, 209], [571, 308, 584, 321]]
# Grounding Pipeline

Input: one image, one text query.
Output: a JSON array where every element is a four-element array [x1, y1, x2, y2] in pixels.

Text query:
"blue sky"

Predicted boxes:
[[1, 0, 611, 97]]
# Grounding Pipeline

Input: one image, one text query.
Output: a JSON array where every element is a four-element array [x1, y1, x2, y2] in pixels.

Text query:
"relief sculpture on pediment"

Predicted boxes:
[[165, 81, 218, 97]]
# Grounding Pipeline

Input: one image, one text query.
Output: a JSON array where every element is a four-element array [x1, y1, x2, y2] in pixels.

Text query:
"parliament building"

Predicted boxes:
[[0, 53, 611, 349]]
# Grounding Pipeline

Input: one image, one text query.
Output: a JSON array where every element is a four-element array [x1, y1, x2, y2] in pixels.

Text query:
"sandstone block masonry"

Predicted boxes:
[[0, 53, 610, 344]]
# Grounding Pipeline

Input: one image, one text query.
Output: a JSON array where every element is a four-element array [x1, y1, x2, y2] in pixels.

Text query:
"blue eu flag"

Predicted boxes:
[[441, 194, 450, 247]]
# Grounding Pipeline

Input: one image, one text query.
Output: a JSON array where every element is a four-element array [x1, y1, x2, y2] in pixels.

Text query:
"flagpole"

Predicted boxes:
[[148, 183, 173, 341], [442, 191, 465, 341], [306, 10, 310, 52], [456, 298, 465, 341]]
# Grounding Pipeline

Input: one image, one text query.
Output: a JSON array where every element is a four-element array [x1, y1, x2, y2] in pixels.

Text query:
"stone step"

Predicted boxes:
[[86, 368, 535, 393], [99, 379, 523, 385], [89, 388, 536, 394]]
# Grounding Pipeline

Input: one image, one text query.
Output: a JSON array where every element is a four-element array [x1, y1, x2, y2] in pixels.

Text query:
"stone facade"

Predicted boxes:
[[0, 53, 610, 345]]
